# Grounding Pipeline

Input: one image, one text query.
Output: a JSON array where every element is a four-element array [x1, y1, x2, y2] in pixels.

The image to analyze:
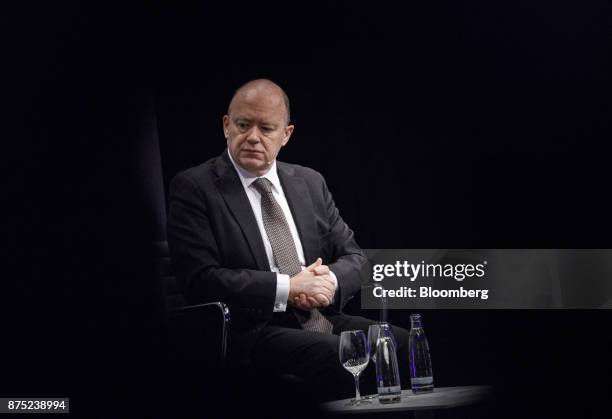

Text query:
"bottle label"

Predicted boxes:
[[378, 385, 401, 395], [411, 376, 433, 385]]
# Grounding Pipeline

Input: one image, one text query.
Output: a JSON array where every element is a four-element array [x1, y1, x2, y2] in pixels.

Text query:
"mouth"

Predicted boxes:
[[242, 149, 264, 155]]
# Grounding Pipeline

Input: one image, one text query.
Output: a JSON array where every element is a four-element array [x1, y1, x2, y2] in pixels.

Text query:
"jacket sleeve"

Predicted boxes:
[[316, 174, 368, 311], [167, 172, 276, 321]]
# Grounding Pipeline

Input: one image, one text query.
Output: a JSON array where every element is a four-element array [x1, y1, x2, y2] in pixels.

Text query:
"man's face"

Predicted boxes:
[[223, 87, 294, 176]]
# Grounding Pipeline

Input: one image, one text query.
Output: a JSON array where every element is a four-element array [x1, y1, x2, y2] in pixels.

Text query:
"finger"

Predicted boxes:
[[318, 278, 335, 293], [299, 293, 313, 309], [315, 287, 334, 301], [306, 257, 323, 271], [313, 294, 330, 306], [316, 274, 335, 285], [307, 296, 321, 307], [313, 265, 330, 275], [294, 295, 308, 310]]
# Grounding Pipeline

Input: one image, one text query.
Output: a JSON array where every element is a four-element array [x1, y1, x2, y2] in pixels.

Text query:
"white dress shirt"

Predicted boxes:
[[227, 149, 336, 312]]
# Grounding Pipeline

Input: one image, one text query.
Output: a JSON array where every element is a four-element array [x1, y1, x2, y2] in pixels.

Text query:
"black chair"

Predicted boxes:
[[154, 240, 230, 365]]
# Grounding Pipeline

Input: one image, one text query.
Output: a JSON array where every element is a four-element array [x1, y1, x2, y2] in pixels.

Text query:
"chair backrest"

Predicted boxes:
[[155, 240, 230, 364], [153, 240, 187, 309]]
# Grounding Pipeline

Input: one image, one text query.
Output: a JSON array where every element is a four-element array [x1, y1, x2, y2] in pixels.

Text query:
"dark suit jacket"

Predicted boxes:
[[167, 150, 366, 362]]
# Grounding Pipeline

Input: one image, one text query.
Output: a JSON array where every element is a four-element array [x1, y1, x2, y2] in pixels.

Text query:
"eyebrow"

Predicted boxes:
[[233, 116, 279, 128]]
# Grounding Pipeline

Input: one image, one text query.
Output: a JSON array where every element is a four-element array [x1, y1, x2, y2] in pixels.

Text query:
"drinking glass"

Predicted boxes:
[[339, 330, 371, 406]]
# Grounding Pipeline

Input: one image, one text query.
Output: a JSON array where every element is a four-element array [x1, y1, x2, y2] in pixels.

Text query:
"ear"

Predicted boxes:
[[222, 115, 230, 139], [281, 124, 295, 147]]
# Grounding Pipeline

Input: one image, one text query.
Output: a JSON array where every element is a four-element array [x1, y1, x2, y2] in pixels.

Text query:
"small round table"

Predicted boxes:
[[321, 385, 493, 416]]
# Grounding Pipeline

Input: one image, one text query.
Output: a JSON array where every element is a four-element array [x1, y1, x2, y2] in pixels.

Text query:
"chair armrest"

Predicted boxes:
[[169, 302, 231, 363]]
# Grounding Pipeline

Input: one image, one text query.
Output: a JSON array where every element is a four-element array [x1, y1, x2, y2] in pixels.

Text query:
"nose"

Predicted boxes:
[[246, 126, 261, 144]]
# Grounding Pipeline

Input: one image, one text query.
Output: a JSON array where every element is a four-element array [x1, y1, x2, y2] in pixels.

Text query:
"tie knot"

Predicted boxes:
[[252, 177, 273, 196]]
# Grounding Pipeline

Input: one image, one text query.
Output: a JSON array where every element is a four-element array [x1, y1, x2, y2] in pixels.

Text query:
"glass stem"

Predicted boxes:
[[354, 374, 361, 401]]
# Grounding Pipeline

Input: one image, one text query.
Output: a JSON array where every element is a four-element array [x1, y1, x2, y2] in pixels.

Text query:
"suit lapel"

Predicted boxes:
[[214, 153, 270, 271], [278, 164, 319, 265]]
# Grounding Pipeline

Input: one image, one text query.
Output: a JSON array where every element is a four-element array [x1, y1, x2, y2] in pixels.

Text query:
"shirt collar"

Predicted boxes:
[[226, 148, 282, 194]]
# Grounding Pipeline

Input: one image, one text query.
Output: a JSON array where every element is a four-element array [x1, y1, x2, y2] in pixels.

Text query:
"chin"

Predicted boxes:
[[239, 159, 266, 174]]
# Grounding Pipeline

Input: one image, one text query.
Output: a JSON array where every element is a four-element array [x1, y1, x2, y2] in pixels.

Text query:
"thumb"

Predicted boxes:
[[307, 257, 323, 271]]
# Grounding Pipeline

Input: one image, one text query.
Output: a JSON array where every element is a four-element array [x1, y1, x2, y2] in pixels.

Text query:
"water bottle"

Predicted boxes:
[[408, 313, 434, 394], [375, 329, 402, 403]]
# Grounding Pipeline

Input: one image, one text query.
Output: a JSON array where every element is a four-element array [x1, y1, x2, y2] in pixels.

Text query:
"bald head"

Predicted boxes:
[[228, 79, 291, 125]]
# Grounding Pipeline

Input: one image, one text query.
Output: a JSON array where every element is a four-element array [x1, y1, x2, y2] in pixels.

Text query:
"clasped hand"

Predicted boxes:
[[288, 258, 336, 311]]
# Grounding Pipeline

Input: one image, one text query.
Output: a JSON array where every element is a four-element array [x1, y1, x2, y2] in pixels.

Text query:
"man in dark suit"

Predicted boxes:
[[168, 79, 409, 401]]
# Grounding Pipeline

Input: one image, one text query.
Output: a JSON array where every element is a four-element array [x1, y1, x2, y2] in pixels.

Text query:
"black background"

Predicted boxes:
[[4, 1, 612, 417]]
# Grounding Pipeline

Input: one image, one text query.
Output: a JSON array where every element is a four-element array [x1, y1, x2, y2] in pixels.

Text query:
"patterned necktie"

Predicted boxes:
[[252, 177, 333, 334]]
